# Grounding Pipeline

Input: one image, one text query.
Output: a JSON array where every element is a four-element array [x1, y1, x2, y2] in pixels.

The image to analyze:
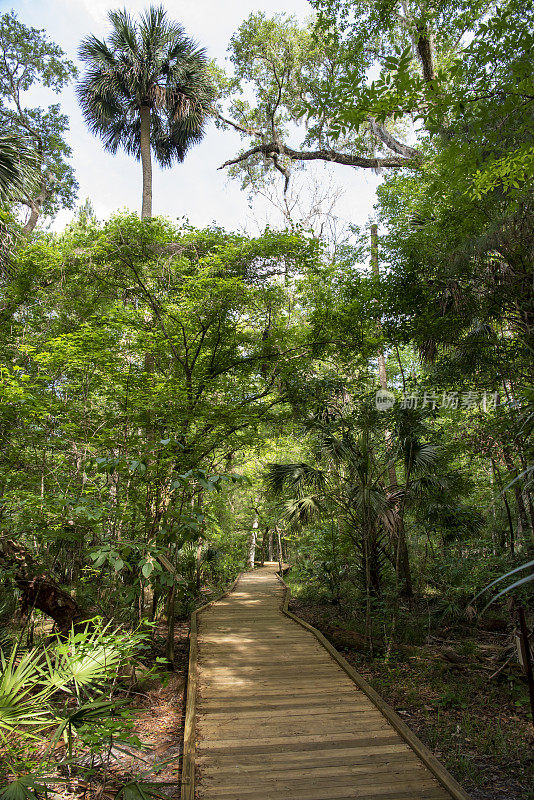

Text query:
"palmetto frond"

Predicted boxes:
[[77, 5, 216, 167], [0, 134, 37, 203], [316, 432, 350, 463], [407, 441, 439, 472], [0, 648, 54, 741], [409, 473, 450, 497], [265, 462, 326, 497], [284, 496, 322, 528], [348, 484, 391, 519]]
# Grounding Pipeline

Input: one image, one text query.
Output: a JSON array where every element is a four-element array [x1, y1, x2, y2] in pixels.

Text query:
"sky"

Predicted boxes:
[[4, 0, 381, 235]]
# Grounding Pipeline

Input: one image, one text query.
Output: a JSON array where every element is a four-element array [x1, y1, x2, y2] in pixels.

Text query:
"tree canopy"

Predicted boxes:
[[0, 10, 78, 233], [77, 5, 216, 218], [1, 3, 533, 798]]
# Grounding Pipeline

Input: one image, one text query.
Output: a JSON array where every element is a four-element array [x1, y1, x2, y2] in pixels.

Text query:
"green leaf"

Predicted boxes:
[[472, 559, 534, 603], [142, 562, 154, 579], [482, 573, 534, 612]]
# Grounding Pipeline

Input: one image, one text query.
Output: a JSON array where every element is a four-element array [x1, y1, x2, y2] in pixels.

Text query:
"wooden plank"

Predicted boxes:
[[202, 761, 426, 782], [202, 770, 432, 794], [199, 676, 356, 686], [198, 747, 415, 771], [181, 564, 469, 800], [275, 572, 471, 800], [199, 709, 387, 730], [198, 722, 392, 744], [199, 699, 373, 715], [197, 730, 398, 754], [200, 784, 450, 800], [198, 687, 363, 702]]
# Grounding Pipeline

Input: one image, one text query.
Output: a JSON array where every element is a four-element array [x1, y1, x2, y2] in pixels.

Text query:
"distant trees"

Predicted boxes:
[[77, 5, 216, 219], [0, 11, 78, 232]]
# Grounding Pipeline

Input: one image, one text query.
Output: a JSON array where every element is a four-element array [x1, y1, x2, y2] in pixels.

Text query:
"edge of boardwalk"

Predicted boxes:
[[180, 567, 471, 800], [275, 572, 471, 800], [180, 572, 243, 800]]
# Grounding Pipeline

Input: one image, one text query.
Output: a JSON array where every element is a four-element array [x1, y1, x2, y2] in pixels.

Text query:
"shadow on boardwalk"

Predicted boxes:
[[182, 564, 470, 800]]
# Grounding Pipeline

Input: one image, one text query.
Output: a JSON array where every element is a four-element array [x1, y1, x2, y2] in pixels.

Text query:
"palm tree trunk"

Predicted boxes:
[[371, 223, 413, 598], [140, 104, 153, 220]]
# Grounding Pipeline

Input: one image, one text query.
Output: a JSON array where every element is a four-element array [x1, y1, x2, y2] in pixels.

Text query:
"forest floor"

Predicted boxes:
[[6, 584, 531, 800], [106, 619, 190, 799], [287, 594, 534, 800]]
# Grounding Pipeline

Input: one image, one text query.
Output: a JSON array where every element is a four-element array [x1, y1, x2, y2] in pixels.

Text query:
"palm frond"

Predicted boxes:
[[284, 496, 322, 528], [265, 462, 326, 497], [0, 134, 37, 203]]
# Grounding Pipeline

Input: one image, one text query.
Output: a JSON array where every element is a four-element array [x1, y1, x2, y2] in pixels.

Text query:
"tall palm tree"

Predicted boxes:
[[77, 5, 215, 219]]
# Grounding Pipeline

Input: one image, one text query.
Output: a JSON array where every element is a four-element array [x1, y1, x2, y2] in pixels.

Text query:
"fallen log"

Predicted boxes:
[[0, 538, 83, 631]]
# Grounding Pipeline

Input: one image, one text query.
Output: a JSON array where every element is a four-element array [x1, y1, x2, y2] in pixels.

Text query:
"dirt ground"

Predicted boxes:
[[114, 620, 190, 799], [288, 596, 534, 800]]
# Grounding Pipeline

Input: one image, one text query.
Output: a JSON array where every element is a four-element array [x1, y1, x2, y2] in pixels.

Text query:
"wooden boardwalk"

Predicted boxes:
[[181, 564, 469, 800]]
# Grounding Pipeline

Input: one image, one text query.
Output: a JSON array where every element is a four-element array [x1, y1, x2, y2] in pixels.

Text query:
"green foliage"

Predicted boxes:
[[0, 11, 78, 221], [0, 619, 148, 793], [0, 213, 320, 625], [473, 560, 534, 611], [0, 135, 37, 204], [77, 6, 216, 165]]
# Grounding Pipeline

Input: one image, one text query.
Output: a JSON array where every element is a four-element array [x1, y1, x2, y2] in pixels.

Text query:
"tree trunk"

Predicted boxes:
[[268, 531, 274, 561], [0, 539, 82, 631], [22, 175, 56, 236], [371, 224, 413, 598], [196, 538, 203, 593], [492, 459, 514, 550], [260, 527, 268, 566], [140, 104, 153, 220], [166, 584, 176, 665], [22, 200, 40, 235], [247, 516, 259, 569], [502, 448, 533, 547]]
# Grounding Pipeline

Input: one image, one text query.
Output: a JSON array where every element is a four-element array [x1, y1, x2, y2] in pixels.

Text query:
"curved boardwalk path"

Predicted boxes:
[[181, 564, 469, 800]]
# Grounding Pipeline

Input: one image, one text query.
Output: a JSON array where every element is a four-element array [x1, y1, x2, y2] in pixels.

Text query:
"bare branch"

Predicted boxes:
[[270, 152, 291, 193], [214, 111, 262, 137], [368, 118, 419, 159], [219, 140, 414, 172]]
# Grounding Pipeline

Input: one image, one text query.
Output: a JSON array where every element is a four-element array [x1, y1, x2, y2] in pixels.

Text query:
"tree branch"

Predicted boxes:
[[368, 118, 419, 159], [22, 174, 56, 236], [214, 111, 262, 137], [219, 141, 414, 171], [416, 27, 436, 83]]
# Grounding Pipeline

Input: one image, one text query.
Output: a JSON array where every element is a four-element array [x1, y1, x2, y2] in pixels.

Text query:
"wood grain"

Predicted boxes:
[[181, 563, 470, 800]]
